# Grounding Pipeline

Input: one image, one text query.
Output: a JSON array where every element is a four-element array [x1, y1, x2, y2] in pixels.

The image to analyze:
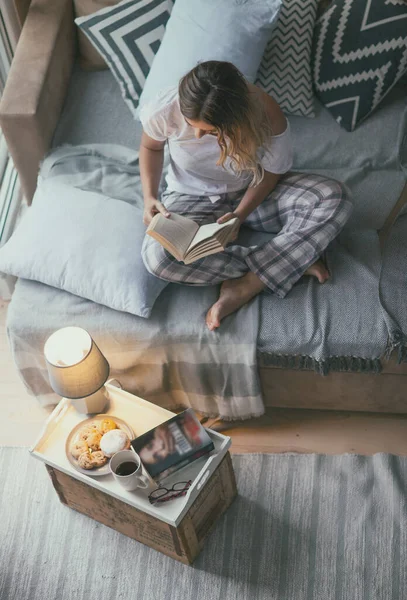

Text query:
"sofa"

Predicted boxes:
[[1, 0, 407, 416]]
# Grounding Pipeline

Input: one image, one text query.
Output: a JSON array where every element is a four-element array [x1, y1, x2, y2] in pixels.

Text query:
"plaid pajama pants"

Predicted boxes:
[[142, 172, 353, 298]]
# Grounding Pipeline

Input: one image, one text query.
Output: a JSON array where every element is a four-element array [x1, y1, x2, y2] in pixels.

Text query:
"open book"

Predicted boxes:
[[146, 212, 240, 264]]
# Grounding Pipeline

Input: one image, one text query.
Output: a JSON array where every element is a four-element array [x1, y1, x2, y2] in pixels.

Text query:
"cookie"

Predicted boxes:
[[90, 451, 108, 467], [98, 418, 117, 435], [85, 431, 102, 451], [78, 424, 100, 442], [70, 440, 89, 460], [77, 451, 95, 470]]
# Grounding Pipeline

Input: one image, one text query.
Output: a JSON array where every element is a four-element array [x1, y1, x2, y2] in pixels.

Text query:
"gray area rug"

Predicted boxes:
[[1, 448, 406, 600]]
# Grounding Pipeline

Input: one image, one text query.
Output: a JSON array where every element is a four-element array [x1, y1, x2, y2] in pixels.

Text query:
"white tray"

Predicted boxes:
[[30, 382, 231, 527]]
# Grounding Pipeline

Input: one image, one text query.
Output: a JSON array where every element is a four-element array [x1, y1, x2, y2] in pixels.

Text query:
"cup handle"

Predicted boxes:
[[138, 474, 150, 489]]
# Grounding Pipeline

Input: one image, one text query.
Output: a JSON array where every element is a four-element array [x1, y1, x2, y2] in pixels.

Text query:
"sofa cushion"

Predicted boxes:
[[255, 0, 318, 117], [137, 0, 281, 113], [0, 179, 167, 317], [74, 0, 120, 70], [75, 0, 173, 116], [52, 65, 144, 149], [313, 0, 407, 131], [289, 84, 407, 171]]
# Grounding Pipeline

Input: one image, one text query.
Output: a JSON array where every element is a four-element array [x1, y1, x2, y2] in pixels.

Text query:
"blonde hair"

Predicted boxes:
[[179, 61, 272, 187]]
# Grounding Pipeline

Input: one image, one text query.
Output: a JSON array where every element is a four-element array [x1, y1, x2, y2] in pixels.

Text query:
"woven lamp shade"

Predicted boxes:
[[44, 327, 110, 399]]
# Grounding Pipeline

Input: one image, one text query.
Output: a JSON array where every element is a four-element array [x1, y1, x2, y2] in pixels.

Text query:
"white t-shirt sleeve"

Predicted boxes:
[[259, 121, 293, 175], [139, 88, 178, 141]]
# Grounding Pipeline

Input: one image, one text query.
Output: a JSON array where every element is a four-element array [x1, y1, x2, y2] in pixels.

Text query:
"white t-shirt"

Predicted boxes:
[[139, 86, 293, 196]]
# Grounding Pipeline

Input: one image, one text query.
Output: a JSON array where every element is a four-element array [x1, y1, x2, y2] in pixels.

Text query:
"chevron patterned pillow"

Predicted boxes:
[[255, 0, 319, 118], [76, 0, 173, 117], [313, 0, 407, 132]]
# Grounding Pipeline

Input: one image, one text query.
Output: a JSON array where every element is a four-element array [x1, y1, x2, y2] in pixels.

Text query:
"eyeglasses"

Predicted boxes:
[[148, 480, 192, 505]]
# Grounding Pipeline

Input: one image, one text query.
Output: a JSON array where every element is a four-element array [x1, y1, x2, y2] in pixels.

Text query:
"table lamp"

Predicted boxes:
[[44, 326, 110, 414]]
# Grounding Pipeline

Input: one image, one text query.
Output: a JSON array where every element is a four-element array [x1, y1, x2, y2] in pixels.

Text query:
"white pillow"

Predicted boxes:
[[137, 0, 282, 113], [0, 180, 167, 317]]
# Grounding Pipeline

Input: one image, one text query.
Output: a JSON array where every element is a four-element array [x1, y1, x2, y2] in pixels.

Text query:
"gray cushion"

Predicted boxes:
[[0, 179, 167, 317], [53, 66, 143, 150], [138, 0, 282, 112], [289, 84, 407, 171]]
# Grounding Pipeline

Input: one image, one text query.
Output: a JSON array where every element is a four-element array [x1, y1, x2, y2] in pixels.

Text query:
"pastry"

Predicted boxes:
[[85, 431, 102, 451], [77, 451, 95, 470], [70, 440, 89, 460], [98, 418, 117, 435], [90, 451, 108, 468], [100, 429, 131, 457]]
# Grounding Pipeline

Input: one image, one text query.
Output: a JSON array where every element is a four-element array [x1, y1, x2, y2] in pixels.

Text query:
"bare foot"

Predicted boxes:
[[206, 272, 266, 331], [304, 259, 330, 284]]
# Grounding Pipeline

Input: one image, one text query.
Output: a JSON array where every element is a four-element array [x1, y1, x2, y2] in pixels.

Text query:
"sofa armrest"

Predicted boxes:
[[0, 0, 75, 203]]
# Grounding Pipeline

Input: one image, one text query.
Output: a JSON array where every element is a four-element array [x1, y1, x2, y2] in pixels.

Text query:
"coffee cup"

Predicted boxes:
[[110, 450, 150, 491]]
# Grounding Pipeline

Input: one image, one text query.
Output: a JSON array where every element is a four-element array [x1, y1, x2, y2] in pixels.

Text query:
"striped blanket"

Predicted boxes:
[[6, 144, 264, 419]]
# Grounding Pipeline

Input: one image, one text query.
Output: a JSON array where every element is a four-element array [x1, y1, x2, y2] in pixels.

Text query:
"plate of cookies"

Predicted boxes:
[[66, 415, 134, 476]]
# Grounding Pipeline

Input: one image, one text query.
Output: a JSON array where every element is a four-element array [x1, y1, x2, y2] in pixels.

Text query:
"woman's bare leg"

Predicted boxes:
[[206, 258, 330, 331], [206, 272, 266, 331]]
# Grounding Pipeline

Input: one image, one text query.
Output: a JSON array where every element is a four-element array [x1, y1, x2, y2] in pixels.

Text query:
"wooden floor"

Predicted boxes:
[[2, 299, 407, 454]]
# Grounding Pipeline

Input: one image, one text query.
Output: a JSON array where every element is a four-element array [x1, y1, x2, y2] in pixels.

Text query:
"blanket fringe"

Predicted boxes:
[[384, 332, 407, 363], [259, 353, 383, 375]]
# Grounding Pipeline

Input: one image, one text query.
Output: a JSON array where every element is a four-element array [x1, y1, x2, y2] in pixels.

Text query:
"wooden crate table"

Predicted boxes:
[[30, 383, 237, 564]]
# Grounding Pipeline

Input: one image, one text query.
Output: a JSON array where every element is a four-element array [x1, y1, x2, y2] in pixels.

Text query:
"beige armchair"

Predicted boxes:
[[0, 0, 76, 202]]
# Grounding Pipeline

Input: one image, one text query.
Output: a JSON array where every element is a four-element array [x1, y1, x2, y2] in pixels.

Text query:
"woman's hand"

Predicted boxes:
[[143, 197, 170, 226], [217, 211, 240, 225], [217, 212, 241, 241]]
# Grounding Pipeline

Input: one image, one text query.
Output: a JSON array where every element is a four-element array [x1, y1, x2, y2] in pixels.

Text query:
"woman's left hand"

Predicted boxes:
[[217, 212, 241, 242], [217, 211, 240, 225]]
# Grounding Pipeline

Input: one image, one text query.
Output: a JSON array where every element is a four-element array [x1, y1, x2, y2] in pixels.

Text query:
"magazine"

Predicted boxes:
[[131, 409, 214, 481]]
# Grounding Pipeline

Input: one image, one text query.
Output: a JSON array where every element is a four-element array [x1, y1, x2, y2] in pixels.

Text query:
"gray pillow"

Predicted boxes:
[[0, 179, 167, 317], [137, 0, 282, 112]]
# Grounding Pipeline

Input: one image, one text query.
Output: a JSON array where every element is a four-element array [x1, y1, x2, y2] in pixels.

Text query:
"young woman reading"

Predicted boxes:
[[140, 61, 352, 330]]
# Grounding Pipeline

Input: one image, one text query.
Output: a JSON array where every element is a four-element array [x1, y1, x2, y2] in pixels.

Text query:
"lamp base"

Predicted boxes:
[[71, 387, 108, 414]]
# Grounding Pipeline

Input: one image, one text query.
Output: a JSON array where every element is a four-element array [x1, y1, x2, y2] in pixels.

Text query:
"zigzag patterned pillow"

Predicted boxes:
[[313, 0, 407, 132], [256, 0, 319, 118], [76, 0, 173, 117]]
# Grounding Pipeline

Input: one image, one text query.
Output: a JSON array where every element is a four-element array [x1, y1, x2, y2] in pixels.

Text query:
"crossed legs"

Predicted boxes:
[[142, 173, 353, 329]]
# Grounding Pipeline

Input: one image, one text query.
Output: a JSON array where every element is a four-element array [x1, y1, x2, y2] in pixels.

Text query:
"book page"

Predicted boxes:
[[186, 240, 220, 261], [147, 213, 199, 259], [187, 218, 239, 252], [184, 245, 225, 265]]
